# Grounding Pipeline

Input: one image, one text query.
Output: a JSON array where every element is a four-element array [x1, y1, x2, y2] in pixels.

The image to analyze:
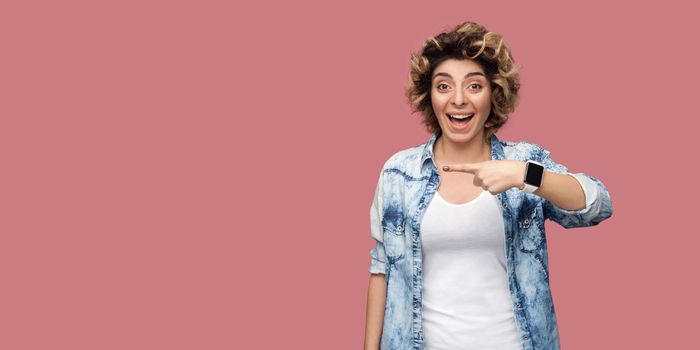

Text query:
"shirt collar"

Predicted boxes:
[[420, 132, 505, 169]]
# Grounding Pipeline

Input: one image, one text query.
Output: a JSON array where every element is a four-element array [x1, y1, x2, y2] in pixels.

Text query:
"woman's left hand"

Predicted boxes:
[[443, 160, 527, 195]]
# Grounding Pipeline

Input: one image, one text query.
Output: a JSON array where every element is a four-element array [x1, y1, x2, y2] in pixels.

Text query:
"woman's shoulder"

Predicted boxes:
[[376, 140, 429, 175], [383, 144, 424, 169], [499, 137, 552, 161]]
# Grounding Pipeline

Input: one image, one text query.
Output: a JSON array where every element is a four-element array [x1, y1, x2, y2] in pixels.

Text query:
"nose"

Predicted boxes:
[[451, 87, 466, 107]]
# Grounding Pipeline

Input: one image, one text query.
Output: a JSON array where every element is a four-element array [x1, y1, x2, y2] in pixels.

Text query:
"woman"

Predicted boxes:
[[364, 22, 613, 350]]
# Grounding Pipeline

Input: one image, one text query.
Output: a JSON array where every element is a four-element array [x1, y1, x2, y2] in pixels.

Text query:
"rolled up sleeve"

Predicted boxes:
[[369, 242, 387, 275], [540, 151, 614, 229], [368, 167, 387, 275]]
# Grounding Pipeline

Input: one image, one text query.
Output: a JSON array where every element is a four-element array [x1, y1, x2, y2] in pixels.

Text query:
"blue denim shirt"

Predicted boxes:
[[368, 132, 613, 350]]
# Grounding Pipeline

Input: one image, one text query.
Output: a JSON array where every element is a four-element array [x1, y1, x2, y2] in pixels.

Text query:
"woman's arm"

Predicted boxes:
[[365, 164, 388, 349], [442, 152, 613, 228], [526, 169, 586, 211], [441, 159, 587, 211], [537, 152, 614, 228], [364, 273, 386, 350]]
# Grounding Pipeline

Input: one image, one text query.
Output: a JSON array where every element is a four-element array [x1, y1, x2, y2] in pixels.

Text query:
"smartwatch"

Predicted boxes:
[[521, 160, 544, 194]]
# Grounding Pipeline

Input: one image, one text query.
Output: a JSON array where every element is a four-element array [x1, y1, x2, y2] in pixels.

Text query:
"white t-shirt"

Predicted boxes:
[[420, 189, 523, 350]]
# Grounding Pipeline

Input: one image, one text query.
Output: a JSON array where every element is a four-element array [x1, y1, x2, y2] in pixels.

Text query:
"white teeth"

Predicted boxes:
[[449, 114, 474, 119]]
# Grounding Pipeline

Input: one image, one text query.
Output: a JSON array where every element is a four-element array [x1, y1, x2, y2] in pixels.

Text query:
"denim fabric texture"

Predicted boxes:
[[368, 132, 613, 350]]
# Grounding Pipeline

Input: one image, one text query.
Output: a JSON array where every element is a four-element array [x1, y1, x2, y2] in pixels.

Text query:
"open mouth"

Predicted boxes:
[[447, 113, 474, 128]]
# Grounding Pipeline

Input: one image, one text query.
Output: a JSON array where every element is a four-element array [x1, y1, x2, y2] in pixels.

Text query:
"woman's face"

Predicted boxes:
[[430, 58, 492, 144]]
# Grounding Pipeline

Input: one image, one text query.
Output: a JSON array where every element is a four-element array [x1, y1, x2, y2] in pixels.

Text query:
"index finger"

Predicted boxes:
[[443, 163, 480, 173]]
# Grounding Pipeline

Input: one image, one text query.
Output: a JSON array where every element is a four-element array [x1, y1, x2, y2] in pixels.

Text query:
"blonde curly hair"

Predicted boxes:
[[405, 21, 521, 140]]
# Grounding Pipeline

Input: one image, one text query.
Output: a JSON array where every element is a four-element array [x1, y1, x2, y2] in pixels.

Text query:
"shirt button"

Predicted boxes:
[[511, 271, 515, 277], [507, 236, 512, 242], [516, 303, 522, 309], [502, 202, 508, 208], [523, 335, 529, 340]]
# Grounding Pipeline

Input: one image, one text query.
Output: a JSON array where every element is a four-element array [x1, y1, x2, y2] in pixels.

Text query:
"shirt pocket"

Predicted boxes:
[[381, 206, 406, 262], [517, 203, 546, 253]]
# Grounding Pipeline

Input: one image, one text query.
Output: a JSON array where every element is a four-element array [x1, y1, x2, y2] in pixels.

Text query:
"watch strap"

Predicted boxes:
[[522, 183, 539, 194]]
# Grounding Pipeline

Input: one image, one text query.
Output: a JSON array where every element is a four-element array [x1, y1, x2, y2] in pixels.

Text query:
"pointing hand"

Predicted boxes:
[[442, 160, 527, 195]]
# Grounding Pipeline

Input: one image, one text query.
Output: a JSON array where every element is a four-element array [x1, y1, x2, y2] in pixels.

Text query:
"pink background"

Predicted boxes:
[[1, 0, 697, 349]]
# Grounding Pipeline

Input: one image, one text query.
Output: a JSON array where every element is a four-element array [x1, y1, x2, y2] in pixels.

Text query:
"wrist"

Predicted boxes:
[[515, 161, 526, 190], [521, 160, 544, 194]]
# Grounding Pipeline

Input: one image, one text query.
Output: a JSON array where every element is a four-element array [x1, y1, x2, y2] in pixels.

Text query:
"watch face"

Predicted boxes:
[[525, 162, 544, 187]]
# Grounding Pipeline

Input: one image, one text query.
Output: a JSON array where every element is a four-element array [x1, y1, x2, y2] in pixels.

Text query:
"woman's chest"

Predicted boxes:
[[436, 171, 483, 205]]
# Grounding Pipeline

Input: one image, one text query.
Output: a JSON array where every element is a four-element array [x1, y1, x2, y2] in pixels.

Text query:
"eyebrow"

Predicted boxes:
[[432, 71, 486, 80]]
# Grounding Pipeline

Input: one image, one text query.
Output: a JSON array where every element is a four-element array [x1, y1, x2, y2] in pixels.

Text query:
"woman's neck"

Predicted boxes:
[[434, 133, 492, 166]]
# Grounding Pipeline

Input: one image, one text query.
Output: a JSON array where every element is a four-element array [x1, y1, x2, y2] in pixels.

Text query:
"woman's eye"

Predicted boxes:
[[437, 83, 449, 90], [468, 83, 482, 90]]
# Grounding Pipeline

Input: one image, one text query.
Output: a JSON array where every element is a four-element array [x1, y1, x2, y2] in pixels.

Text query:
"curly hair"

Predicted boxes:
[[405, 21, 521, 140]]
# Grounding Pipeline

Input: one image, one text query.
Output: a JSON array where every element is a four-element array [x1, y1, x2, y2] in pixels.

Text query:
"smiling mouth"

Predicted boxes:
[[447, 113, 474, 122]]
